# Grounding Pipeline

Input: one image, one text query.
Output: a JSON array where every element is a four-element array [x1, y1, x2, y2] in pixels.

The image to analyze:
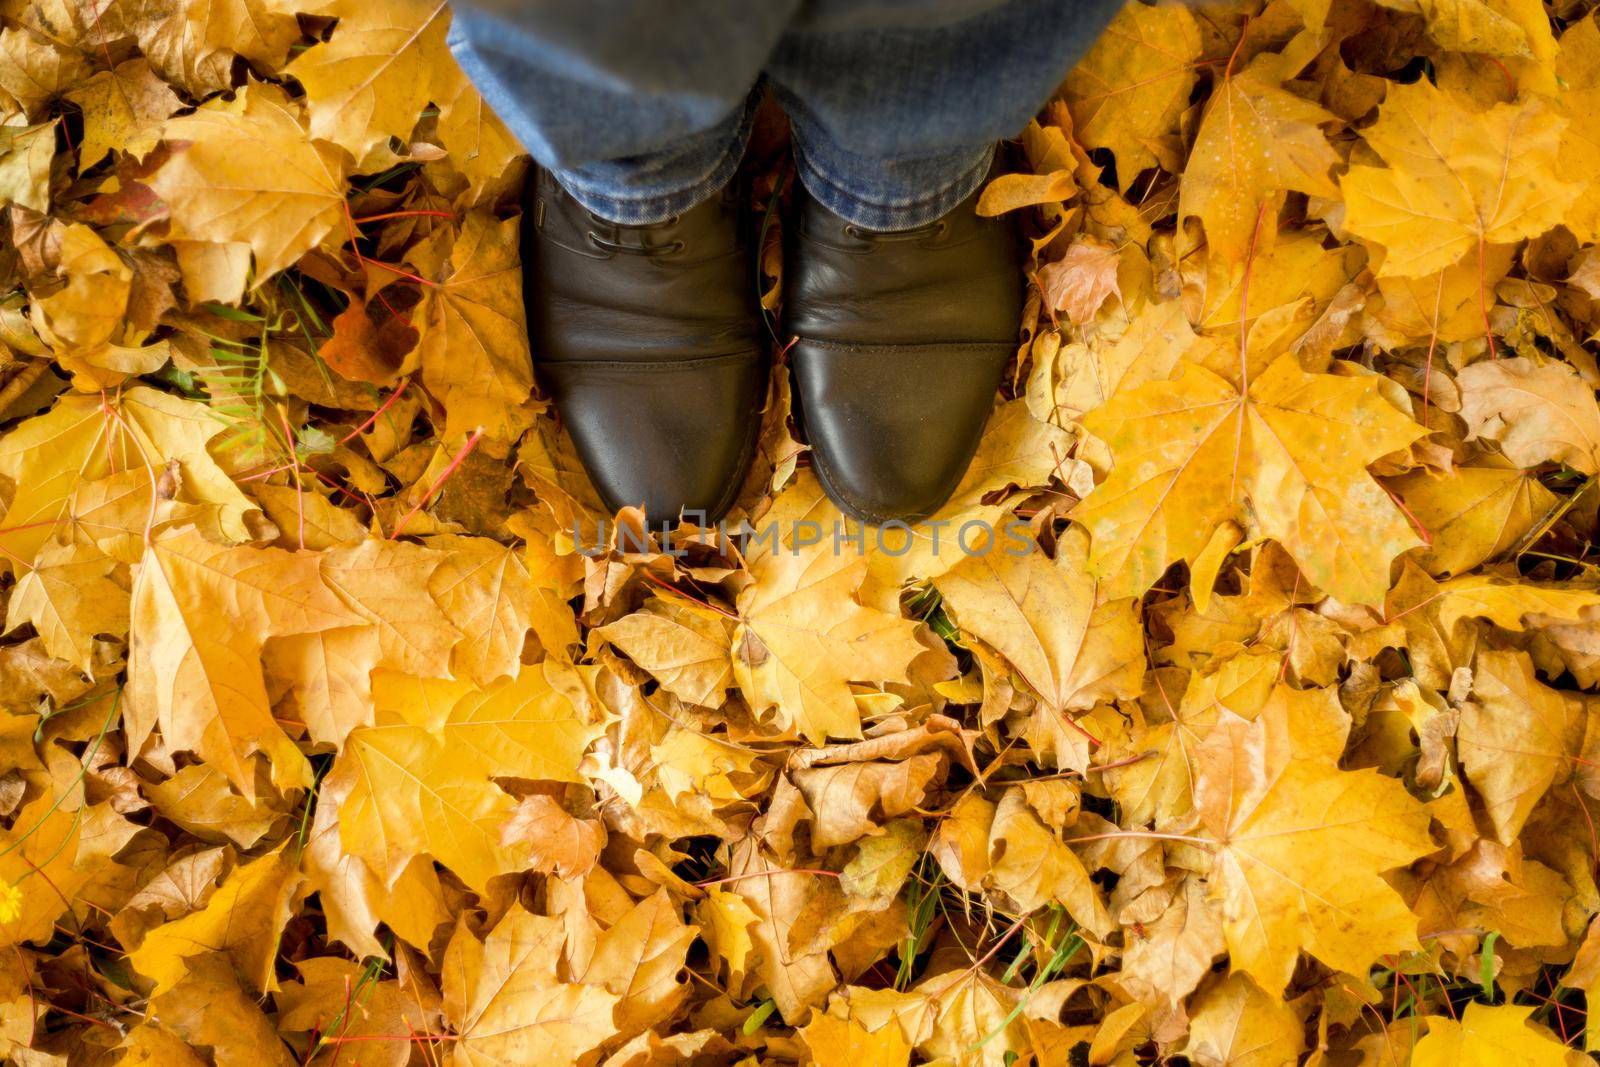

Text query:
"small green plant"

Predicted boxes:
[[973, 905, 1083, 1052], [187, 281, 338, 464]]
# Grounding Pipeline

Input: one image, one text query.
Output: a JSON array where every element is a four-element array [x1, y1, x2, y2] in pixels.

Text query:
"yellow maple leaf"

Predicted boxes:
[[426, 533, 548, 685], [0, 27, 92, 119], [1119, 876, 1225, 1008], [1193, 679, 1435, 993], [431, 68, 528, 203], [301, 764, 450, 959], [1179, 56, 1341, 263], [936, 525, 1143, 723], [1062, 1, 1201, 190], [128, 528, 355, 796], [7, 540, 129, 673], [277, 957, 433, 1064], [502, 793, 604, 878], [596, 591, 735, 707], [1457, 650, 1583, 843], [1390, 463, 1556, 577], [27, 223, 130, 361], [63, 57, 180, 170], [0, 387, 254, 574], [410, 210, 535, 441], [285, 0, 454, 168], [0, 796, 96, 948], [1412, 838, 1570, 958], [317, 537, 461, 678], [1073, 354, 1426, 607], [0, 120, 57, 213], [144, 764, 279, 849], [1043, 299, 1221, 425], [698, 888, 760, 989], [149, 81, 349, 282], [333, 663, 603, 892], [1434, 572, 1600, 634], [1556, 15, 1600, 243], [581, 889, 698, 1038], [986, 788, 1113, 939], [1366, 244, 1515, 350], [143, 955, 296, 1065], [734, 530, 925, 743], [442, 905, 620, 1064], [1184, 972, 1304, 1067], [799, 1010, 914, 1067], [1376, 0, 1557, 69], [911, 964, 1027, 1067], [725, 840, 837, 1023], [1457, 355, 1600, 474], [262, 626, 383, 749], [1411, 1002, 1571, 1065], [135, 0, 301, 97], [127, 844, 302, 995], [1341, 80, 1580, 277], [1103, 652, 1279, 829]]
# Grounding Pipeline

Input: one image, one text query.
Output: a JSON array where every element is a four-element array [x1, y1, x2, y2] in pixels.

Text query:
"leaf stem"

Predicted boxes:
[[695, 868, 840, 888], [1068, 830, 1213, 847], [390, 428, 484, 538]]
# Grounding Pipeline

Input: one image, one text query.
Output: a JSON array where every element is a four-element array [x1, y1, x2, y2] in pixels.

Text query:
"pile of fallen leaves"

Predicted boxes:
[[3, 0, 1600, 1062]]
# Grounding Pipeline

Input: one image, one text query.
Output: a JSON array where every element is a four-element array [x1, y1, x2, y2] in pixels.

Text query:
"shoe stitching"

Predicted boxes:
[[808, 444, 904, 526], [539, 351, 763, 374], [806, 439, 959, 528], [792, 338, 1015, 354], [704, 379, 765, 523]]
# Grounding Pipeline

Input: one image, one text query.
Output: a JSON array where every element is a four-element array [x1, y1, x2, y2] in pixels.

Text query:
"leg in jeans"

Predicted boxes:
[[446, 0, 1122, 522], [769, 0, 1122, 231], [447, 3, 783, 521], [764, 0, 1121, 522], [446, 1, 788, 223], [447, 0, 1119, 229]]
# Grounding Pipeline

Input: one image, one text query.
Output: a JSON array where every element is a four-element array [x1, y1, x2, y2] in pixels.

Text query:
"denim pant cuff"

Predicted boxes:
[[550, 93, 759, 224], [792, 138, 994, 232]]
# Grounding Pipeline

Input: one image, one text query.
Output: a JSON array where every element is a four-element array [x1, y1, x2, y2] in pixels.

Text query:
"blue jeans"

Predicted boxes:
[[447, 0, 1122, 229]]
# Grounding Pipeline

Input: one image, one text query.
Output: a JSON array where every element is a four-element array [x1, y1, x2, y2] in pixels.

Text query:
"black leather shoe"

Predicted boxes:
[[524, 169, 766, 524], [783, 174, 1023, 524]]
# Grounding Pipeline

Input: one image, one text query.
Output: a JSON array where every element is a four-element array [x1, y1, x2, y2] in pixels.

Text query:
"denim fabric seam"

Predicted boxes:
[[790, 136, 993, 232], [553, 93, 759, 224]]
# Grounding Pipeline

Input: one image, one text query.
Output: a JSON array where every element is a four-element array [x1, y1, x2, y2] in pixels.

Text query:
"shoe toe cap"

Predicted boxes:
[[794, 339, 1011, 525], [540, 352, 764, 525], [811, 443, 959, 525]]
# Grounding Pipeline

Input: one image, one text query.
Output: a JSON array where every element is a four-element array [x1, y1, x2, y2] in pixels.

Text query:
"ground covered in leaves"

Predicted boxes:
[[3, 0, 1600, 1063]]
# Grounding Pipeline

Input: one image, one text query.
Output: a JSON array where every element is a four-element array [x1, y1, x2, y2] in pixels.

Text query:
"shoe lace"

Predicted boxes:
[[842, 219, 950, 244], [586, 215, 684, 257]]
